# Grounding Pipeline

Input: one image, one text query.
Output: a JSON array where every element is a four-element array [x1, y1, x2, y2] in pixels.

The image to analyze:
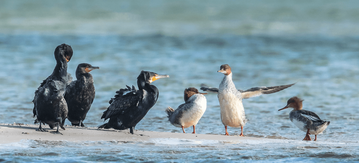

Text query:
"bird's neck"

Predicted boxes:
[[77, 73, 93, 83], [52, 60, 68, 80], [140, 84, 158, 107], [219, 72, 235, 91]]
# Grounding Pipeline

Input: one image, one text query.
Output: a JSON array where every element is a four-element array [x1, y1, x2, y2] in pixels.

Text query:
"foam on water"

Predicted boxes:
[[1, 138, 358, 162]]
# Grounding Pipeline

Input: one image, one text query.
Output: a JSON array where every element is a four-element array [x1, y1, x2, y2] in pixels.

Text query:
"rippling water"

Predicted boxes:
[[1, 0, 359, 162]]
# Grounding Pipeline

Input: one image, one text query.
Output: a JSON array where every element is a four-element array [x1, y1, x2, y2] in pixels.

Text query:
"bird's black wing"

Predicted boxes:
[[200, 84, 220, 93], [241, 83, 295, 99], [32, 77, 51, 117], [101, 85, 140, 120], [64, 80, 76, 102], [298, 110, 323, 122]]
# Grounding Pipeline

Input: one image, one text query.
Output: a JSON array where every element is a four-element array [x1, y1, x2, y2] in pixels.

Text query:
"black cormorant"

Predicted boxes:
[[99, 71, 169, 134], [32, 44, 73, 133], [65, 63, 99, 127]]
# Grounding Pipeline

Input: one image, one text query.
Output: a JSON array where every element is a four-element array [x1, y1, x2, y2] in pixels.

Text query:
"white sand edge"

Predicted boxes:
[[0, 123, 274, 144]]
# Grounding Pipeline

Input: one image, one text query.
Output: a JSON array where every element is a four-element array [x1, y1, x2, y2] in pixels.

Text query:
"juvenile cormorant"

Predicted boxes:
[[201, 64, 294, 136], [99, 71, 169, 134], [166, 87, 207, 134], [278, 97, 330, 141], [65, 63, 99, 127], [33, 44, 73, 133]]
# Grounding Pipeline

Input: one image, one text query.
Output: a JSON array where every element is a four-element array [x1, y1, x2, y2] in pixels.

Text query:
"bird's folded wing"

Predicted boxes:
[[241, 83, 295, 99], [102, 86, 140, 120], [298, 110, 322, 122]]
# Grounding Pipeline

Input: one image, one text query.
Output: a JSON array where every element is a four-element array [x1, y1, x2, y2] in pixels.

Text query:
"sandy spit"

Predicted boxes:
[[0, 123, 271, 144]]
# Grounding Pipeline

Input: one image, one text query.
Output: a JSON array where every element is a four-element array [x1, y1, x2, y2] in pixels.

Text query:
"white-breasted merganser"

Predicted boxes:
[[201, 64, 294, 136], [278, 96, 330, 141], [166, 87, 207, 134], [99, 71, 169, 134]]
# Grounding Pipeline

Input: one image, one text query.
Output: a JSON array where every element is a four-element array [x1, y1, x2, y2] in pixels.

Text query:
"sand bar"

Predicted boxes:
[[0, 123, 271, 144]]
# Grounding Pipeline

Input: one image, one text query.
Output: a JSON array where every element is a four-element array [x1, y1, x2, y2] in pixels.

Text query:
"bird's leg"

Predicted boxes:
[[314, 135, 317, 141], [225, 126, 229, 136], [50, 122, 63, 135], [303, 128, 311, 141], [182, 126, 185, 133], [36, 122, 48, 132], [239, 126, 244, 137], [80, 120, 85, 127], [59, 117, 65, 130], [130, 127, 134, 134], [192, 125, 196, 134], [56, 122, 59, 132]]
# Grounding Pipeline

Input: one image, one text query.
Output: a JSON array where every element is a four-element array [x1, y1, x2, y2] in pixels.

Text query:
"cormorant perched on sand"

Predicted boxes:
[[65, 63, 99, 127], [99, 71, 169, 134], [33, 43, 73, 133], [166, 87, 207, 134]]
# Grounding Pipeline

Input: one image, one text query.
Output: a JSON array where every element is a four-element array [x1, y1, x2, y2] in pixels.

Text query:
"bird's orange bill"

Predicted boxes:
[[278, 106, 289, 111], [217, 70, 226, 73], [85, 66, 100, 72], [65, 56, 71, 62], [151, 74, 170, 82], [200, 93, 208, 95]]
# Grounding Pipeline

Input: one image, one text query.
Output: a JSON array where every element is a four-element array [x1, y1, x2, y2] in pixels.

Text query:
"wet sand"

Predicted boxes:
[[0, 123, 269, 144]]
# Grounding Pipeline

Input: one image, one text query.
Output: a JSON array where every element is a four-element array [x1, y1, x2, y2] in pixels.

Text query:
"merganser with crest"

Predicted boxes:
[[278, 96, 330, 141], [201, 64, 294, 136], [166, 87, 207, 134], [99, 71, 169, 134]]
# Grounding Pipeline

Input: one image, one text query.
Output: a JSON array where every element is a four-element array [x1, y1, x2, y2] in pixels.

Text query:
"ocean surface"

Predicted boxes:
[[1, 0, 359, 162]]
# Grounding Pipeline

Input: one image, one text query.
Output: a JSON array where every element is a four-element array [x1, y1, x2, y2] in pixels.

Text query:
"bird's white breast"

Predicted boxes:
[[180, 94, 207, 128], [218, 73, 246, 127], [291, 118, 307, 132]]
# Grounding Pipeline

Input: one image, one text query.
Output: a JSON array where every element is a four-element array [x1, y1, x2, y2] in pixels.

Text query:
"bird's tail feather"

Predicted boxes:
[[166, 107, 175, 118]]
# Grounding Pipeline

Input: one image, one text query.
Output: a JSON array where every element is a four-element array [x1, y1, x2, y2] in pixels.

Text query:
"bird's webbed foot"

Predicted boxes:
[[50, 130, 63, 135], [36, 127, 48, 132], [36, 123, 48, 132]]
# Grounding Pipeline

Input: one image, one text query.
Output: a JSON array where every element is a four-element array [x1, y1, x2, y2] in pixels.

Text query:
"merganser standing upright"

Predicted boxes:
[[278, 96, 330, 141], [201, 64, 294, 136], [166, 87, 207, 134]]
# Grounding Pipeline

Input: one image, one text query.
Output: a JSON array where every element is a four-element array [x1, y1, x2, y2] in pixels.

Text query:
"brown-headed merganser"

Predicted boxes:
[[166, 87, 207, 134], [201, 64, 294, 136], [278, 96, 330, 141]]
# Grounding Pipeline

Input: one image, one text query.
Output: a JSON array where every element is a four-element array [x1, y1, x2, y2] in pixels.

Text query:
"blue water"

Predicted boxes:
[[1, 0, 359, 162]]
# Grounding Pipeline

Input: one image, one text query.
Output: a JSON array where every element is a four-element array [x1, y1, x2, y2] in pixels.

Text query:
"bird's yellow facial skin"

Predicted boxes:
[[85, 67, 91, 73], [151, 75, 159, 82]]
